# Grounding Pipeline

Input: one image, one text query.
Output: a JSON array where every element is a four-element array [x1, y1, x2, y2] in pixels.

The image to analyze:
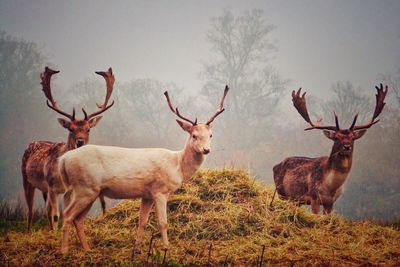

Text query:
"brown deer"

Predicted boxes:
[[22, 66, 115, 232], [57, 86, 229, 254], [273, 84, 388, 214]]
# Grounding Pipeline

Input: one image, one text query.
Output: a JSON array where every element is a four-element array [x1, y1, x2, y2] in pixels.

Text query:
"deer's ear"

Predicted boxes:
[[353, 129, 367, 140], [323, 130, 336, 140], [176, 119, 192, 133], [57, 118, 71, 129], [88, 116, 102, 128]]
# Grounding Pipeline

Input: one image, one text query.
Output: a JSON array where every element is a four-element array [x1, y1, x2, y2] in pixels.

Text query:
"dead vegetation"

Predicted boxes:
[[1, 169, 399, 266]]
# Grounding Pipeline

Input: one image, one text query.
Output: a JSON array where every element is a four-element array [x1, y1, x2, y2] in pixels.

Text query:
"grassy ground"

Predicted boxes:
[[0, 200, 47, 237], [1, 169, 399, 266]]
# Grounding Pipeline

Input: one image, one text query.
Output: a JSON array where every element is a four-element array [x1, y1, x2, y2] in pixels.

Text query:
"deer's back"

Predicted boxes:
[[273, 156, 328, 201], [60, 145, 181, 189], [22, 141, 66, 192]]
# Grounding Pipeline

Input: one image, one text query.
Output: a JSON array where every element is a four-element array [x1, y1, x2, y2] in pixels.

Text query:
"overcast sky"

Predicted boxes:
[[1, 0, 399, 100]]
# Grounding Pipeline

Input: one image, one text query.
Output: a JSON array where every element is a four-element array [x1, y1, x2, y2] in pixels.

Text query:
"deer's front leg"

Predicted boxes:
[[323, 202, 333, 214], [136, 198, 154, 243], [153, 193, 169, 249], [311, 197, 320, 214]]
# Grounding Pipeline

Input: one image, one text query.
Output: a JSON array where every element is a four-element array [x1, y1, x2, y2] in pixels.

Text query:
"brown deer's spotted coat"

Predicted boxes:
[[22, 67, 115, 232], [273, 85, 387, 214], [22, 141, 67, 194]]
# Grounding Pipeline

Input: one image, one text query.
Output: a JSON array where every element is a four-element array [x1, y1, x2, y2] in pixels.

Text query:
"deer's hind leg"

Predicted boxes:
[[23, 180, 35, 233], [61, 189, 98, 254], [73, 200, 95, 251], [46, 190, 59, 230], [99, 195, 106, 215]]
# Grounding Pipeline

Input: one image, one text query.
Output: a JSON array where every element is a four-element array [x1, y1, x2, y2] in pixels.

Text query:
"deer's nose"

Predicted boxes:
[[76, 140, 85, 148], [203, 148, 210, 154], [343, 144, 352, 151]]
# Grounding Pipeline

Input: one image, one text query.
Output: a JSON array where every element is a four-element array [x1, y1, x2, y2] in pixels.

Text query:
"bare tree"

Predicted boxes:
[[201, 9, 287, 149], [323, 81, 372, 126], [378, 69, 400, 107], [120, 79, 196, 147], [66, 78, 193, 146], [66, 79, 104, 109], [0, 32, 47, 198]]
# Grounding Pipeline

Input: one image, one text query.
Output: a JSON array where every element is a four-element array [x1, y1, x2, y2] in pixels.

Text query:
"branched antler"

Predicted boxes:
[[350, 83, 388, 131], [292, 88, 338, 131], [164, 91, 198, 125], [164, 85, 229, 125], [41, 66, 76, 120], [293, 85, 388, 132], [95, 67, 115, 109], [206, 85, 229, 125], [83, 67, 115, 120]]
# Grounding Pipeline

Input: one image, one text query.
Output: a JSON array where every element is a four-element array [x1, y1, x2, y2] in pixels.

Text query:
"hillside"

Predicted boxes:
[[1, 169, 399, 266]]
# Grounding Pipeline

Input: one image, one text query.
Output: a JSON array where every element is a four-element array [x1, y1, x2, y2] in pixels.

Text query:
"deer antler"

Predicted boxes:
[[206, 85, 229, 125], [350, 83, 388, 131], [41, 66, 76, 120], [83, 67, 115, 120], [164, 91, 197, 125], [292, 88, 338, 131]]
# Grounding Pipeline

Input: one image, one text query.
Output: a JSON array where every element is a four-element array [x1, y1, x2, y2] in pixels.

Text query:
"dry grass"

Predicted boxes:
[[1, 169, 399, 266]]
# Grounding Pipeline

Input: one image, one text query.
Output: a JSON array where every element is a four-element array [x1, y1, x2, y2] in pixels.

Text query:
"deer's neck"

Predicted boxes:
[[66, 135, 76, 151], [327, 147, 353, 173], [325, 147, 353, 190], [179, 139, 205, 182]]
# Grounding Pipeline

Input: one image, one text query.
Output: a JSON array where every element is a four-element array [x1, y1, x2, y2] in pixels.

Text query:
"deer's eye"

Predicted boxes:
[[210, 134, 213, 138], [87, 129, 90, 133], [192, 134, 197, 139]]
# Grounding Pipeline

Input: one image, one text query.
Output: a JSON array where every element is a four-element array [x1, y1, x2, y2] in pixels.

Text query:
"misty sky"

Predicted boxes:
[[1, 1, 399, 220], [1, 0, 399, 101]]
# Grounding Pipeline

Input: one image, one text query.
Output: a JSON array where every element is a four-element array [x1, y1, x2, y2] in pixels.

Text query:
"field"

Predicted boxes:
[[1, 169, 399, 266]]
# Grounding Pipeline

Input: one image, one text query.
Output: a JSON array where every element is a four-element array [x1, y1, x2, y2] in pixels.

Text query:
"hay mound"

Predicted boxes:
[[1, 169, 399, 266]]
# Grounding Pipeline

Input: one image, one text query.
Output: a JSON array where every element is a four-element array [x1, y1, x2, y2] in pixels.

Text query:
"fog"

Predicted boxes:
[[0, 0, 399, 220]]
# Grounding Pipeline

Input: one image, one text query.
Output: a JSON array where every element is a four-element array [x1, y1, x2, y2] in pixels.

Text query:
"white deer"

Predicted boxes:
[[58, 86, 229, 254]]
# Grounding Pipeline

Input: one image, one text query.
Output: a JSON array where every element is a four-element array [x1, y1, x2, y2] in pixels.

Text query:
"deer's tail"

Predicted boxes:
[[58, 155, 71, 190]]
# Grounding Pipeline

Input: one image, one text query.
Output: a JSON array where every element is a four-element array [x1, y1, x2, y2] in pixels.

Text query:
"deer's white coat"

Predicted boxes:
[[58, 87, 228, 254]]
